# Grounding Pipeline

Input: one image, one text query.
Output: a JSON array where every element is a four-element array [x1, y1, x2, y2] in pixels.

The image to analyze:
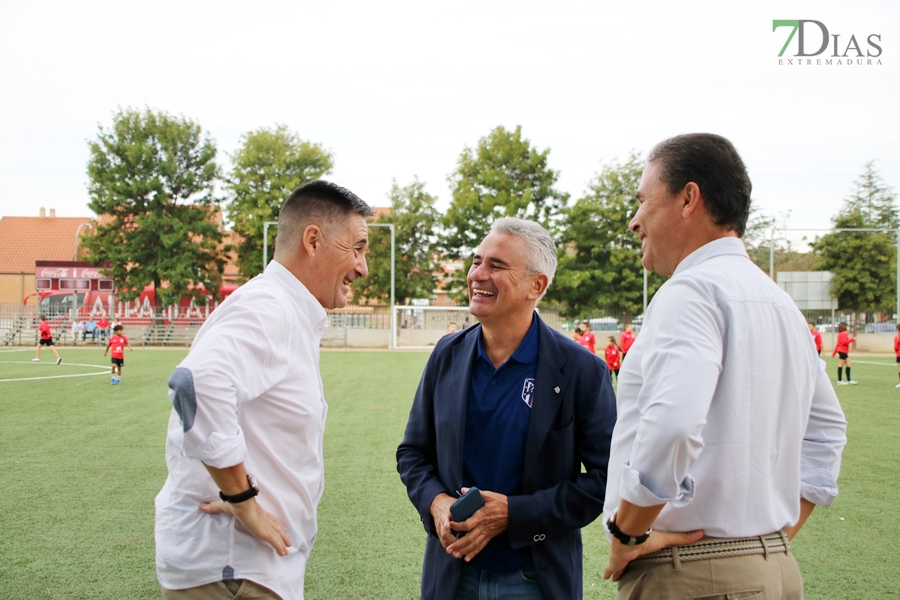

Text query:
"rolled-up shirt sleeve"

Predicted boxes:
[[620, 279, 723, 508], [167, 292, 291, 468], [800, 361, 847, 507]]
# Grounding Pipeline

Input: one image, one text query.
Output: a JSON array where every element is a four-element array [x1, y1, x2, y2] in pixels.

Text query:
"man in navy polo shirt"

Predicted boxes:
[[397, 217, 617, 600]]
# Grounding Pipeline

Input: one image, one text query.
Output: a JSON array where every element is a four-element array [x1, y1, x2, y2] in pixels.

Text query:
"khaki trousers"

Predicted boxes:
[[617, 550, 804, 600], [161, 579, 282, 600]]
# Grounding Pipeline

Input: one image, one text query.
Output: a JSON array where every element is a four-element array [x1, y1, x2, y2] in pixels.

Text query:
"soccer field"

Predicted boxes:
[[1, 348, 898, 599]]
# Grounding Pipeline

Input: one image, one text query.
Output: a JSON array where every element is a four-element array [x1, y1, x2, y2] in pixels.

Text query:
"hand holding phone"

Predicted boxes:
[[449, 487, 484, 538]]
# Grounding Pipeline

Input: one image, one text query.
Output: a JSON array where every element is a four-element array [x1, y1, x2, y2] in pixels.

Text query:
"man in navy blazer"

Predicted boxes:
[[397, 218, 617, 599]]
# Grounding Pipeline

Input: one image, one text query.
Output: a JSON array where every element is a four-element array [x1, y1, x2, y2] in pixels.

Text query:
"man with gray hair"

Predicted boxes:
[[397, 217, 621, 599], [156, 180, 372, 600]]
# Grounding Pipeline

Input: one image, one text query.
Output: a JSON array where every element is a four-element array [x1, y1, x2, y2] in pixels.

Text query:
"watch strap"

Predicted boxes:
[[219, 475, 259, 503], [607, 515, 651, 546]]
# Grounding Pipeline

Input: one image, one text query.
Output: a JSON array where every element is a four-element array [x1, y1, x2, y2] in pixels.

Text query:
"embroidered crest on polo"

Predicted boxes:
[[521, 378, 535, 408]]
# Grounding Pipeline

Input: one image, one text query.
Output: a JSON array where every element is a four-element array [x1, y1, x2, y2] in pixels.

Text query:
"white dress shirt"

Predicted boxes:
[[155, 261, 328, 599], [604, 237, 847, 538]]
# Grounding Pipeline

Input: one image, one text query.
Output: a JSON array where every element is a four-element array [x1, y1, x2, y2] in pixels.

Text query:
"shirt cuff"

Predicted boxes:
[[800, 468, 839, 507], [619, 461, 695, 508], [184, 430, 248, 469]]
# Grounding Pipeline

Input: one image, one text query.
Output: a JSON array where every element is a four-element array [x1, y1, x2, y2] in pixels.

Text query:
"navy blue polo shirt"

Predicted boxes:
[[462, 314, 538, 572]]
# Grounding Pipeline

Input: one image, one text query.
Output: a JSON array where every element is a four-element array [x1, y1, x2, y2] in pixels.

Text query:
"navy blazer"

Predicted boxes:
[[397, 315, 617, 599]]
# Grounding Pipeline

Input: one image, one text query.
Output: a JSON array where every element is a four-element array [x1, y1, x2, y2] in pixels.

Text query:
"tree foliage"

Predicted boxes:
[[353, 178, 440, 305], [441, 125, 567, 298], [226, 125, 334, 279], [546, 153, 665, 320], [814, 211, 896, 313], [814, 162, 898, 313], [83, 107, 223, 310]]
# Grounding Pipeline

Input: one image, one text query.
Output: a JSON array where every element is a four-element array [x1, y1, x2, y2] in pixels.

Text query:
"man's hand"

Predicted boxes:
[[446, 488, 508, 562], [430, 492, 458, 549], [201, 498, 292, 556], [603, 529, 704, 582]]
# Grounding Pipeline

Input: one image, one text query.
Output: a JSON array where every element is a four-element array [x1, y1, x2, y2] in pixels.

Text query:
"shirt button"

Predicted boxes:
[[490, 380, 496, 386]]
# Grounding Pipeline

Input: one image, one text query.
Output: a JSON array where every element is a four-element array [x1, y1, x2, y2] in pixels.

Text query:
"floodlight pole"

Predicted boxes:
[[368, 223, 396, 349], [262, 221, 278, 272]]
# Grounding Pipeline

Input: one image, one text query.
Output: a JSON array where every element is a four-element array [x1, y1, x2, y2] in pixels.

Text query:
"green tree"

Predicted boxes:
[[843, 160, 898, 229], [353, 178, 440, 304], [83, 108, 224, 313], [225, 125, 334, 279], [813, 162, 898, 316], [442, 125, 568, 298], [814, 210, 896, 314], [546, 153, 665, 320], [745, 209, 820, 275]]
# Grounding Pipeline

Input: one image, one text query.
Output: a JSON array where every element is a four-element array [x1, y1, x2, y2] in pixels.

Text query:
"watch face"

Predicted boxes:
[[247, 474, 259, 492]]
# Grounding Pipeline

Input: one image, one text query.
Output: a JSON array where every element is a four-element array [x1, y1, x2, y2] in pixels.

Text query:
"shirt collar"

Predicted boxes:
[[476, 312, 540, 366], [673, 237, 748, 277], [266, 260, 327, 329]]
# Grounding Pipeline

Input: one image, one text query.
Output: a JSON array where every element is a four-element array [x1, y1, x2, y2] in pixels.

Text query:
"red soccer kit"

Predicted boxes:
[[832, 331, 855, 356], [109, 335, 128, 359], [621, 331, 635, 353], [581, 331, 596, 354], [39, 321, 52, 340], [894, 333, 900, 357], [604, 345, 621, 371], [811, 330, 822, 352]]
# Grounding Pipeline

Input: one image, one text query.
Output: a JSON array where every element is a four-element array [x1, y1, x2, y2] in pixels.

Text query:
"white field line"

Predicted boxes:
[[0, 349, 33, 353], [851, 360, 897, 367], [0, 361, 110, 383]]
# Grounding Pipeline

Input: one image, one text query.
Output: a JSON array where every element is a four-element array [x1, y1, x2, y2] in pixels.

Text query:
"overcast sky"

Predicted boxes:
[[1, 0, 896, 235]]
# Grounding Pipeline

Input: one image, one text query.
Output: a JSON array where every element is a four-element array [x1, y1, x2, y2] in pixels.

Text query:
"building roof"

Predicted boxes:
[[0, 213, 93, 272]]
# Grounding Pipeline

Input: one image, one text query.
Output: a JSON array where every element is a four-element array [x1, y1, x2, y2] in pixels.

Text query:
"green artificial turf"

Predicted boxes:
[[1, 348, 898, 598]]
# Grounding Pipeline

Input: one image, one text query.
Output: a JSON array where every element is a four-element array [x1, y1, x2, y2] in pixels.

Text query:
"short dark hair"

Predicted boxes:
[[837, 321, 848, 332], [113, 325, 123, 332], [647, 133, 752, 237], [276, 180, 374, 251]]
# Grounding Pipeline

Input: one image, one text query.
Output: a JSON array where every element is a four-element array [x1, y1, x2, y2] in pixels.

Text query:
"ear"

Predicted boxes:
[[527, 273, 550, 302], [302, 224, 324, 257], [680, 182, 704, 218]]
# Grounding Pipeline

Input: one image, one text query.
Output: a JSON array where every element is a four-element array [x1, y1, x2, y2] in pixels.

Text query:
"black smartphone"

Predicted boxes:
[[449, 488, 484, 538]]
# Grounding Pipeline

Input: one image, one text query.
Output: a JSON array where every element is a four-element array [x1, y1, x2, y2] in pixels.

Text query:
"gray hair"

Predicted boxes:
[[489, 217, 557, 299]]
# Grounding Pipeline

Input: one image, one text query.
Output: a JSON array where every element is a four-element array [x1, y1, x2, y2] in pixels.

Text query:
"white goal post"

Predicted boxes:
[[393, 305, 474, 350]]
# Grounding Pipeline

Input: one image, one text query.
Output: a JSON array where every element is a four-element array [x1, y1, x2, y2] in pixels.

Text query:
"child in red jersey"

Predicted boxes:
[[808, 322, 822, 356], [894, 324, 900, 389], [604, 336, 622, 383], [831, 321, 857, 385], [104, 325, 133, 385], [580, 320, 597, 354], [32, 314, 62, 364], [620, 323, 635, 358]]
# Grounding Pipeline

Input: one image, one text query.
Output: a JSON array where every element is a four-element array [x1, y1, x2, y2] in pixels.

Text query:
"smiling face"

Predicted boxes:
[[629, 160, 686, 276], [467, 232, 543, 327], [311, 213, 370, 309]]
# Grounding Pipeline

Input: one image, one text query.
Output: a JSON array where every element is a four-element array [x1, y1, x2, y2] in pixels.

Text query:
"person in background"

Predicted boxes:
[[620, 324, 635, 359], [604, 336, 622, 384], [579, 319, 596, 354], [831, 321, 857, 385], [104, 324, 133, 385], [72, 319, 85, 345], [33, 314, 62, 364], [84, 318, 98, 342], [808, 322, 822, 356], [894, 324, 900, 389], [98, 316, 110, 342]]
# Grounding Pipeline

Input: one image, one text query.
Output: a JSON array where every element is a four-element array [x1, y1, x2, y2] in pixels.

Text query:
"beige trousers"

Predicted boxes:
[[618, 550, 804, 600], [162, 579, 282, 600]]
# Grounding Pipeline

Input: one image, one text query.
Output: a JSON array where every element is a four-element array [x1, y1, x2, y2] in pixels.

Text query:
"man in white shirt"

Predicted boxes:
[[155, 180, 373, 600], [602, 134, 847, 599]]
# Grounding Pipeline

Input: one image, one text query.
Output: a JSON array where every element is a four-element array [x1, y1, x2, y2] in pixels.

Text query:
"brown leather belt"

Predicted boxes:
[[630, 532, 791, 568]]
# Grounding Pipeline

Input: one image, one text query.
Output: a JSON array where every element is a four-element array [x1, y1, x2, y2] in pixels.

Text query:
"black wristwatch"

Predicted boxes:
[[219, 474, 259, 503], [607, 514, 652, 546]]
